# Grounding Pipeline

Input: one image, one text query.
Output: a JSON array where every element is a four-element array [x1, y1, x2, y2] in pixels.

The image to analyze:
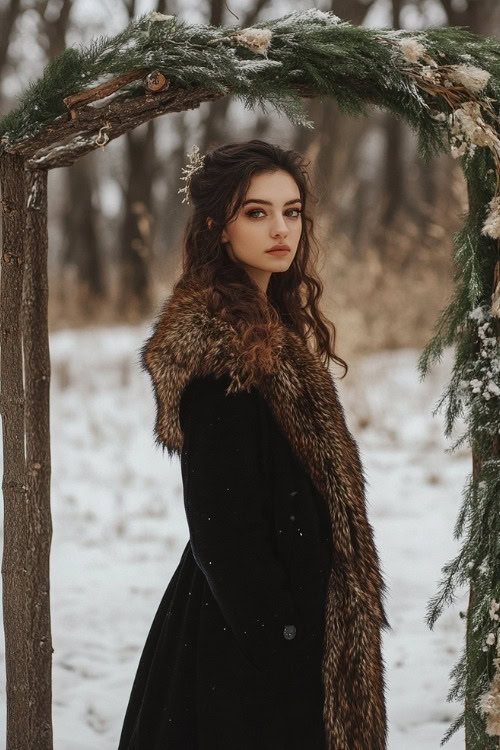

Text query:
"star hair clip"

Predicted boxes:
[[178, 144, 206, 205]]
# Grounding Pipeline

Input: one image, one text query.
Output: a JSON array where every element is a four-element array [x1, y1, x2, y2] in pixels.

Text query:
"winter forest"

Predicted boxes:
[[1, 0, 500, 748]]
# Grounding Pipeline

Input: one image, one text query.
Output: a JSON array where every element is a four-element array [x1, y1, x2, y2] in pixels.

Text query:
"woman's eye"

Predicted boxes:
[[246, 208, 302, 218]]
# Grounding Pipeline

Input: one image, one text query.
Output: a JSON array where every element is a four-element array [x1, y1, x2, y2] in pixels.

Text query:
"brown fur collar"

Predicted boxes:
[[140, 282, 391, 749]]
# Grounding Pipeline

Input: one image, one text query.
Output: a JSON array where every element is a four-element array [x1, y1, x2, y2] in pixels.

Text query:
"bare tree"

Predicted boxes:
[[377, 0, 406, 232], [290, 0, 377, 248], [438, 0, 498, 35], [31, 0, 109, 314], [0, 0, 25, 78], [60, 151, 106, 305], [200, 0, 274, 152], [114, 0, 171, 318], [117, 118, 156, 318]]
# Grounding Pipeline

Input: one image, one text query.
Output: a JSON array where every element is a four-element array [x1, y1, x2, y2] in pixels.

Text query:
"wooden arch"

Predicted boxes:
[[1, 9, 499, 749]]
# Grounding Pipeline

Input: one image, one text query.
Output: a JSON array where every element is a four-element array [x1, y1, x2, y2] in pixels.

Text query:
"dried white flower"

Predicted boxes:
[[451, 102, 489, 146], [420, 65, 441, 83], [398, 37, 427, 63], [482, 196, 500, 240], [231, 27, 272, 56], [450, 140, 468, 158], [487, 380, 500, 397], [448, 101, 500, 163], [446, 64, 491, 93], [487, 633, 497, 646], [470, 306, 487, 322], [490, 600, 500, 620], [470, 378, 483, 393], [479, 668, 500, 736]]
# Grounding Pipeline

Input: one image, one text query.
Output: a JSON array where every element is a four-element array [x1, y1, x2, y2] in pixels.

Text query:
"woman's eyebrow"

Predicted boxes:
[[242, 198, 302, 206]]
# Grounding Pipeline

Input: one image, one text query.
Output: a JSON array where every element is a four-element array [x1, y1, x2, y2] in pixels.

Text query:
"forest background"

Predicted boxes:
[[3, 0, 497, 358], [1, 1, 498, 748]]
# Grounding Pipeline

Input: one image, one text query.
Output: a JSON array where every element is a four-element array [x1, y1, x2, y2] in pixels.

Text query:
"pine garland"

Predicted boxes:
[[1, 8, 500, 747]]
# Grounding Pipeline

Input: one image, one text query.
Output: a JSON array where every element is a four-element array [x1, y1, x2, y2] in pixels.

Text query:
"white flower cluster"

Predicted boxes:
[[395, 38, 496, 175], [482, 600, 500, 652], [457, 306, 500, 404], [447, 63, 491, 93], [485, 632, 497, 648], [398, 37, 426, 64], [478, 678, 500, 736], [230, 27, 273, 57], [396, 36, 490, 94], [479, 599, 500, 734], [483, 196, 500, 241], [447, 100, 500, 162]]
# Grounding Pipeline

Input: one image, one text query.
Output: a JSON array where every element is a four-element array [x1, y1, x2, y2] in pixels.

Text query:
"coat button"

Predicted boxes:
[[283, 624, 296, 640]]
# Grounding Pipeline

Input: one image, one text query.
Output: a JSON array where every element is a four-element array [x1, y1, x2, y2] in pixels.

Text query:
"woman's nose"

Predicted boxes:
[[271, 216, 288, 235]]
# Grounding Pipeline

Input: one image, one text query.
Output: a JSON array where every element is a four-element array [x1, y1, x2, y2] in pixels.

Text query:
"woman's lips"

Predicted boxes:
[[266, 249, 290, 256]]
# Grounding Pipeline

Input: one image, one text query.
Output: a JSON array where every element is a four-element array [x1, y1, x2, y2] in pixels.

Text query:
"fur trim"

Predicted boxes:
[[140, 283, 391, 750]]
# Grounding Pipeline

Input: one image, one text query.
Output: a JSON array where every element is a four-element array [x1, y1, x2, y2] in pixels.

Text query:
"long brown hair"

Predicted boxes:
[[172, 138, 348, 378]]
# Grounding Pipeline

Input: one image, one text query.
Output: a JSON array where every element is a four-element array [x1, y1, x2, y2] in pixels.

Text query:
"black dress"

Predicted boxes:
[[117, 373, 333, 749]]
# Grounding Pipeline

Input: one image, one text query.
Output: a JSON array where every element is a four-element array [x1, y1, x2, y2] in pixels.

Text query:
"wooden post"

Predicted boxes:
[[465, 307, 500, 748], [0, 153, 53, 749], [22, 166, 53, 748]]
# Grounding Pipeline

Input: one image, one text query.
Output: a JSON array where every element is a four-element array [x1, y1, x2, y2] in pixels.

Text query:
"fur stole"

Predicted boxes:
[[139, 282, 391, 750]]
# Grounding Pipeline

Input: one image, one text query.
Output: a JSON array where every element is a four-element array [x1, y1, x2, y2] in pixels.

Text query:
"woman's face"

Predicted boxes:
[[214, 169, 303, 294]]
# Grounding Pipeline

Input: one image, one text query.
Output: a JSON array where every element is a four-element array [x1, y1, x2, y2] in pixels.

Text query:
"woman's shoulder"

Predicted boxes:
[[180, 372, 230, 405], [179, 373, 266, 430]]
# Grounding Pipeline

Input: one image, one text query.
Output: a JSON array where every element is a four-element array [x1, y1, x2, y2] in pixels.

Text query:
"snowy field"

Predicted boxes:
[[0, 323, 470, 749]]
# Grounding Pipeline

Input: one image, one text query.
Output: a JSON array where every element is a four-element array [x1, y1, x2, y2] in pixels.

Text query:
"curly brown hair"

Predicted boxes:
[[172, 138, 348, 378]]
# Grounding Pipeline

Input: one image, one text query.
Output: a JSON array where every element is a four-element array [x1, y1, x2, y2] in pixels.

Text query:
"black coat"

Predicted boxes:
[[117, 372, 333, 749], [118, 281, 390, 750]]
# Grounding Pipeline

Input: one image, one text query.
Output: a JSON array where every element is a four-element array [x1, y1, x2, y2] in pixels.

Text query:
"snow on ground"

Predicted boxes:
[[0, 323, 469, 749]]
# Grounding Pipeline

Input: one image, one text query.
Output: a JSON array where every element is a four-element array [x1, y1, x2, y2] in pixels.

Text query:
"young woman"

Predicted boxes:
[[117, 139, 391, 750]]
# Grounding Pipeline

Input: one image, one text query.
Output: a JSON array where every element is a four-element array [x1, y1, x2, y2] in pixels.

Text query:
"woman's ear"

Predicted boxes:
[[207, 216, 228, 244]]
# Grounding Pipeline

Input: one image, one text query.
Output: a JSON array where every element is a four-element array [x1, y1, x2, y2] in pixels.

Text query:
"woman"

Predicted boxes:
[[117, 139, 391, 750]]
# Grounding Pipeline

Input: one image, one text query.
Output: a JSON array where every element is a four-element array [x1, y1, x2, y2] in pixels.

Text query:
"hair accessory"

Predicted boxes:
[[178, 144, 206, 205]]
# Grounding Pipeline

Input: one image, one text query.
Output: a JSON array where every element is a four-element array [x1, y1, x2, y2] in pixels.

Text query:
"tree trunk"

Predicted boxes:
[[438, 0, 498, 36], [0, 153, 53, 750], [375, 0, 406, 237], [22, 166, 53, 748], [117, 121, 155, 319], [60, 154, 106, 315]]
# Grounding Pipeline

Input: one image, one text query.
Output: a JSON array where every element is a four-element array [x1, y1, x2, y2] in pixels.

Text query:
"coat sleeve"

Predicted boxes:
[[179, 373, 302, 675]]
